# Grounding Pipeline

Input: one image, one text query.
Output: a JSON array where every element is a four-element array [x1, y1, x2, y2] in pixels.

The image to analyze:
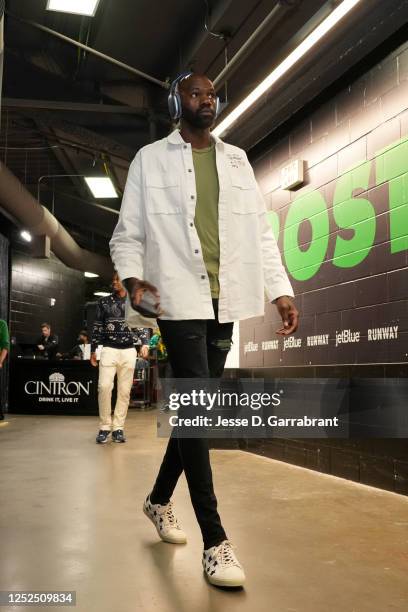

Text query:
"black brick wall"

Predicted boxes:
[[236, 438, 408, 496], [0, 232, 9, 412], [243, 39, 408, 371], [236, 39, 408, 495], [10, 251, 86, 352]]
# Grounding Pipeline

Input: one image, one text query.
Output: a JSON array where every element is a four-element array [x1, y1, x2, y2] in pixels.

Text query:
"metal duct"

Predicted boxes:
[[6, 12, 168, 90], [213, 2, 286, 89], [0, 161, 113, 280]]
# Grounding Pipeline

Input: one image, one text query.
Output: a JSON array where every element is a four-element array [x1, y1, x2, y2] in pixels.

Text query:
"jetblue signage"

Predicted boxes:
[[244, 326, 400, 356]]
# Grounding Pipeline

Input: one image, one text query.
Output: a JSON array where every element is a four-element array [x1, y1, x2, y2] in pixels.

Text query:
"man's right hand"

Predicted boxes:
[[123, 277, 161, 316], [90, 353, 98, 367]]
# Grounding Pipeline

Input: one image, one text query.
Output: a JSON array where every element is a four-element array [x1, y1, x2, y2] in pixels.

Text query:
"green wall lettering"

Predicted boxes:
[[332, 161, 375, 267], [283, 191, 329, 281], [376, 137, 408, 254], [263, 135, 408, 282]]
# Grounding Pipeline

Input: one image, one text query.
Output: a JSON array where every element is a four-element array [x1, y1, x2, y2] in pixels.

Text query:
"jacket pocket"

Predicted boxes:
[[230, 173, 257, 214], [146, 173, 181, 214], [229, 173, 259, 263]]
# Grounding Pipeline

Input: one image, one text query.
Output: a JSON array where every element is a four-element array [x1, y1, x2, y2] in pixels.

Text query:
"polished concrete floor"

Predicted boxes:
[[1, 411, 408, 612]]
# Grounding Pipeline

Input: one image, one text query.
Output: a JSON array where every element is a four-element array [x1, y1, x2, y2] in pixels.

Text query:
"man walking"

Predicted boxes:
[[91, 272, 150, 444], [110, 73, 299, 586]]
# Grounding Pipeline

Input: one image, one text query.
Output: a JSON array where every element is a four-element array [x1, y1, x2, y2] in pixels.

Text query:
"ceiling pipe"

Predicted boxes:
[[213, 1, 288, 89], [5, 11, 169, 90], [3, 97, 148, 115], [180, 0, 234, 71], [0, 161, 113, 281]]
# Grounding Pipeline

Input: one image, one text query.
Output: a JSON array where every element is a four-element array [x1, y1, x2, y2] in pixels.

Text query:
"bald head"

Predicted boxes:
[[178, 73, 213, 93]]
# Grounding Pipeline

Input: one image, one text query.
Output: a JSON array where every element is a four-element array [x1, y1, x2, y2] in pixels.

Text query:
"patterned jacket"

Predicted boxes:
[[91, 293, 150, 352]]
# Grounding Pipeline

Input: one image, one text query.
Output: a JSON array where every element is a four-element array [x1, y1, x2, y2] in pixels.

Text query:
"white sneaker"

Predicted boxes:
[[203, 540, 245, 587], [143, 495, 187, 544]]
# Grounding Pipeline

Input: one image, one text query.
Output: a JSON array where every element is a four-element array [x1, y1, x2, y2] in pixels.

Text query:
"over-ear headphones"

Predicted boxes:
[[167, 72, 220, 121]]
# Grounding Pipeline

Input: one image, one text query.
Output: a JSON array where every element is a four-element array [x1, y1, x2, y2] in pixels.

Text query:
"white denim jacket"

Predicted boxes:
[[110, 129, 294, 324]]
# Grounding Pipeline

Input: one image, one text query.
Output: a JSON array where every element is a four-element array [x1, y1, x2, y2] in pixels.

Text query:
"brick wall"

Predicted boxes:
[[232, 40, 408, 495], [10, 251, 86, 352], [0, 232, 9, 411], [242, 40, 408, 371]]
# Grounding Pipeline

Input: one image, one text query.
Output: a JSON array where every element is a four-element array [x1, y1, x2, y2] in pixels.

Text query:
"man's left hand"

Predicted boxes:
[[274, 296, 299, 335]]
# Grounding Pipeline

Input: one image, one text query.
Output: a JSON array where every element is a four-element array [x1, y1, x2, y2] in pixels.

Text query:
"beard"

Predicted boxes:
[[181, 105, 215, 129]]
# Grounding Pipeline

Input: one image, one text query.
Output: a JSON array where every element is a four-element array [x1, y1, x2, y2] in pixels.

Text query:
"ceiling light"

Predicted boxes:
[[94, 291, 110, 297], [46, 0, 101, 17], [84, 271, 99, 278], [20, 230, 32, 242], [84, 177, 117, 199], [213, 0, 363, 137]]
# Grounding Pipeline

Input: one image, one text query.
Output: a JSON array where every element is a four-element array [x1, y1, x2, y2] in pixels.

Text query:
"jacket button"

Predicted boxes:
[[201, 275, 206, 280], [194, 249, 199, 254], [183, 145, 188, 149], [190, 195, 195, 200], [190, 222, 194, 227], [188, 169, 192, 172]]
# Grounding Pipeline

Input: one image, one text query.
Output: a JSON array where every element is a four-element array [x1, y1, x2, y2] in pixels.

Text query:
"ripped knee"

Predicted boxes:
[[186, 333, 202, 341], [209, 338, 232, 352]]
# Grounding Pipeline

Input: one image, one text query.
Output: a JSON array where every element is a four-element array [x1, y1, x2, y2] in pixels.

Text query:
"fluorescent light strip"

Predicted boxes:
[[84, 271, 99, 278], [85, 177, 117, 199], [46, 0, 101, 17], [94, 291, 110, 297], [213, 0, 362, 137]]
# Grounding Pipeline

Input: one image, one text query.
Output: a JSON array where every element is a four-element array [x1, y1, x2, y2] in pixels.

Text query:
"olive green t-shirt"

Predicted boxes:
[[192, 144, 220, 298]]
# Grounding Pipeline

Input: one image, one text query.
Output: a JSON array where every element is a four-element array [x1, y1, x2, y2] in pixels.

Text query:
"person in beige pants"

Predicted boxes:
[[91, 272, 149, 444]]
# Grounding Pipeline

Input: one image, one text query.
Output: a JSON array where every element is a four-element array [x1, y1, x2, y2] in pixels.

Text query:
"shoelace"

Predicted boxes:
[[161, 502, 179, 529], [217, 541, 239, 567]]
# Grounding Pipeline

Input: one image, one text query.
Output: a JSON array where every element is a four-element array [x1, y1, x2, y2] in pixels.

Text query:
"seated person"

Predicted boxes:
[[36, 323, 59, 359], [78, 331, 91, 360], [58, 330, 90, 360]]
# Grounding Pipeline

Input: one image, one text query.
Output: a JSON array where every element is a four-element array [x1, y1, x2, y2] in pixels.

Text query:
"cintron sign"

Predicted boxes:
[[9, 362, 98, 414], [24, 372, 92, 401]]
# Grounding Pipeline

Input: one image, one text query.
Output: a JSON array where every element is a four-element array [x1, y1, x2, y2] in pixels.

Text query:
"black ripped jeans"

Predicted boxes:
[[150, 299, 234, 549]]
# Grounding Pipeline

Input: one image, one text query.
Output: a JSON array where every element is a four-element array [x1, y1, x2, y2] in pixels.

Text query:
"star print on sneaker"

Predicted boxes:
[[202, 540, 245, 587], [142, 495, 187, 544]]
